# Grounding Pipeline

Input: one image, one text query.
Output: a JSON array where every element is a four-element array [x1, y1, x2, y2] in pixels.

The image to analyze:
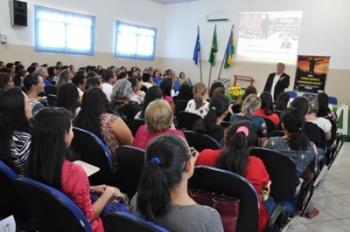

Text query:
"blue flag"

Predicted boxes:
[[193, 30, 200, 65]]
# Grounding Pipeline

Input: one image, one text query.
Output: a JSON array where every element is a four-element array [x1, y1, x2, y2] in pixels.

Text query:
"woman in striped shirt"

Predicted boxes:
[[0, 87, 32, 174]]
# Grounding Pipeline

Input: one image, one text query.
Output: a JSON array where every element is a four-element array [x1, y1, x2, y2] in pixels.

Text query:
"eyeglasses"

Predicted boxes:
[[189, 147, 197, 158]]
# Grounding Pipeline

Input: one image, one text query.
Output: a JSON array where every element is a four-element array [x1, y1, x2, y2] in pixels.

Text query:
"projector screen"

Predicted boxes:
[[237, 11, 303, 64]]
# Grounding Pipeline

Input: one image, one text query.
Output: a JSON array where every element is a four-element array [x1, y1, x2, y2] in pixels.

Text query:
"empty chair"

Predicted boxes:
[[14, 177, 92, 232], [71, 127, 114, 186], [176, 111, 201, 130], [115, 145, 145, 199], [189, 166, 284, 232], [103, 212, 169, 232], [0, 161, 36, 231], [328, 96, 338, 105], [184, 130, 221, 152], [286, 91, 297, 99]]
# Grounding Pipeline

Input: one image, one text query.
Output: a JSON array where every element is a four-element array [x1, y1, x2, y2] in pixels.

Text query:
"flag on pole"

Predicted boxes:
[[193, 27, 200, 65], [224, 28, 234, 69], [208, 25, 218, 67]]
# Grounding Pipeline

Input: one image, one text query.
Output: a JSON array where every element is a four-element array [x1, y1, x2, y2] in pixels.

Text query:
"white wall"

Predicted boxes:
[[1, 0, 350, 103]]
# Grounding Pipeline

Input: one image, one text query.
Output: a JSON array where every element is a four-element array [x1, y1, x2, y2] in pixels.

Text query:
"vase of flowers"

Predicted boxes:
[[226, 84, 243, 103]]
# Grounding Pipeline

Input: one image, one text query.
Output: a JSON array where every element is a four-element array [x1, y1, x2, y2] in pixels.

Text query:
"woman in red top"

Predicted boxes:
[[196, 121, 270, 232], [254, 91, 280, 126], [24, 108, 125, 232]]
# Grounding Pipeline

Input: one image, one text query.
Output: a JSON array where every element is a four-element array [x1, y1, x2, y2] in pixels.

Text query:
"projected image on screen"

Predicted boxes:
[[237, 11, 303, 64]]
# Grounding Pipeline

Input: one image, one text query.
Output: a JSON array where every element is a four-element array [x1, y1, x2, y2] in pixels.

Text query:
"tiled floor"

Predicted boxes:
[[287, 142, 350, 232]]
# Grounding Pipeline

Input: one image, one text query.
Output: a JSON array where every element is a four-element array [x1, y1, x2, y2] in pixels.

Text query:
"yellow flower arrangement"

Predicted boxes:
[[227, 84, 243, 100]]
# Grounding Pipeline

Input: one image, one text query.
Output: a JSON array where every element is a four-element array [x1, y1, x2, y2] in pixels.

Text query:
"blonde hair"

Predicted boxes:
[[240, 94, 261, 118], [193, 82, 207, 109], [145, 99, 174, 133]]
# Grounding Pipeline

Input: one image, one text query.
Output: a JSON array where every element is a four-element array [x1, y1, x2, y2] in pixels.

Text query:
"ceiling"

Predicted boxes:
[[149, 0, 199, 5]]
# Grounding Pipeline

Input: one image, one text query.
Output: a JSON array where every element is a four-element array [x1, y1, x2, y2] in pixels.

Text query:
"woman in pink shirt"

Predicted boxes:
[[24, 108, 124, 232]]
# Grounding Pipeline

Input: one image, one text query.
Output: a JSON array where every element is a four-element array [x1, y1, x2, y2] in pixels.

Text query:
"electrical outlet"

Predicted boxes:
[[0, 34, 7, 44]]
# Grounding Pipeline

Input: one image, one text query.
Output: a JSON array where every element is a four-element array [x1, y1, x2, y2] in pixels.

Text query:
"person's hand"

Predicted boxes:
[[279, 76, 285, 81], [90, 185, 108, 194], [105, 186, 125, 201]]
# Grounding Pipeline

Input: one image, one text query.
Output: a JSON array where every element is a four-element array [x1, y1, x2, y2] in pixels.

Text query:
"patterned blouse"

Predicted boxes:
[[264, 137, 318, 177], [100, 113, 120, 173]]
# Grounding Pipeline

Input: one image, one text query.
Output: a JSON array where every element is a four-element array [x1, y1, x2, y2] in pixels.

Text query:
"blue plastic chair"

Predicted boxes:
[[103, 212, 169, 232], [0, 161, 36, 231], [183, 130, 222, 152], [71, 127, 114, 186], [287, 91, 298, 99], [328, 96, 338, 105], [14, 177, 92, 232]]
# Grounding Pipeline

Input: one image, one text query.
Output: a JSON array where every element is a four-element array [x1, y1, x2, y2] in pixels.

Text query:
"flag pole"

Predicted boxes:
[[208, 24, 217, 88], [198, 26, 203, 83], [218, 24, 234, 80]]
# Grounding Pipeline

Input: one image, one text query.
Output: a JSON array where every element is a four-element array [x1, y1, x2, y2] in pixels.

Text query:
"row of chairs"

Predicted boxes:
[[0, 160, 169, 232]]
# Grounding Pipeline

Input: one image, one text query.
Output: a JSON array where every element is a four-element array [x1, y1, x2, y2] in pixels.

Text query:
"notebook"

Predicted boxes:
[[73, 160, 100, 177]]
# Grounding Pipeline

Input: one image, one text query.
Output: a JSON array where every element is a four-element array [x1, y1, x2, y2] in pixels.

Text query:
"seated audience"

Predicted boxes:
[[110, 79, 141, 126], [129, 77, 144, 105], [208, 82, 224, 100], [55, 69, 72, 88], [275, 92, 290, 111], [230, 94, 267, 146], [102, 70, 116, 101], [56, 83, 81, 119], [72, 74, 86, 99], [141, 72, 154, 90], [179, 71, 192, 86], [317, 92, 338, 123], [0, 87, 32, 174], [74, 88, 133, 173], [0, 72, 14, 90], [23, 74, 46, 119], [192, 94, 230, 144], [305, 95, 332, 140], [130, 134, 224, 232], [134, 86, 163, 119], [160, 77, 175, 113], [196, 121, 270, 232], [85, 77, 103, 90], [133, 99, 185, 150], [185, 82, 209, 118], [264, 108, 319, 219], [13, 70, 27, 89], [254, 91, 280, 126], [24, 107, 124, 232]]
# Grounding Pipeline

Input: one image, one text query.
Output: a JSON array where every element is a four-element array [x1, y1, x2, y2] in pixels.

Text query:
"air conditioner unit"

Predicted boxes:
[[207, 12, 231, 22]]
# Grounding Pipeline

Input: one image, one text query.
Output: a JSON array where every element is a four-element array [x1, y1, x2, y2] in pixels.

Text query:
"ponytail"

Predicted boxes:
[[137, 159, 170, 221], [217, 124, 252, 175], [194, 93, 204, 110], [136, 134, 190, 222]]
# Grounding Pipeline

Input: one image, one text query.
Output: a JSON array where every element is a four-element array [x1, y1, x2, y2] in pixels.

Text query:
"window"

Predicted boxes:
[[34, 6, 95, 55], [115, 21, 156, 60]]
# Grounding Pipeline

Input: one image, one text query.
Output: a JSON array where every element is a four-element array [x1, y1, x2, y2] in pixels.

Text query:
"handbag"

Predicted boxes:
[[189, 188, 239, 232]]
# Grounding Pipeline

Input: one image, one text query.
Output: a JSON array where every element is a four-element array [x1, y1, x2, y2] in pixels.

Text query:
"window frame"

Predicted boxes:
[[114, 21, 157, 60], [34, 5, 96, 55]]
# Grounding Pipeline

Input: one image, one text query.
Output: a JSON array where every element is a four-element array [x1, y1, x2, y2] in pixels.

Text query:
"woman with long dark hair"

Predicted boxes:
[[196, 120, 270, 232], [0, 87, 32, 174], [317, 92, 338, 123], [23, 73, 46, 119], [74, 88, 133, 173], [254, 91, 280, 126], [275, 92, 290, 111], [56, 83, 81, 118], [264, 108, 319, 218], [24, 107, 124, 232], [160, 77, 175, 113], [130, 134, 223, 232], [192, 94, 230, 143]]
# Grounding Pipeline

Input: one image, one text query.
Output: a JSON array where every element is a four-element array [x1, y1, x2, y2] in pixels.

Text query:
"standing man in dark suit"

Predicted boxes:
[[264, 63, 290, 102]]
